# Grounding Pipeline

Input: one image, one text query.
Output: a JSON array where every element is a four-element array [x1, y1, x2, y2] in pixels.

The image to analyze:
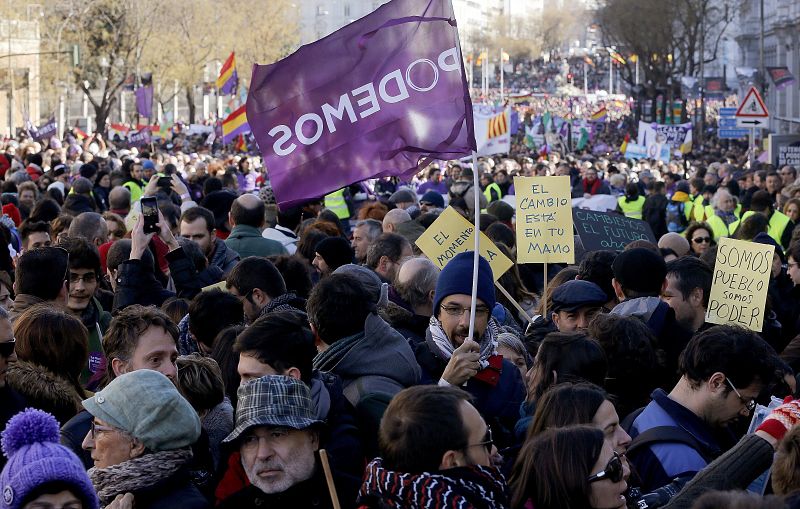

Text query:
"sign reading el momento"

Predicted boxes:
[[573, 208, 656, 251], [705, 237, 774, 332], [514, 176, 574, 264], [415, 206, 512, 280]]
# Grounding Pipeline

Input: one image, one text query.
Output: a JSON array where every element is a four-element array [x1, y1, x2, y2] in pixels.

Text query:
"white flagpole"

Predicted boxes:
[[500, 48, 505, 103], [468, 151, 481, 342]]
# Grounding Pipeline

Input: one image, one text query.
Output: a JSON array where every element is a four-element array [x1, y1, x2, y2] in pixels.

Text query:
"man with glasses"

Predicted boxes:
[[8, 245, 69, 322], [626, 325, 782, 493], [414, 251, 525, 449], [218, 375, 359, 508], [58, 236, 112, 387], [358, 385, 507, 507]]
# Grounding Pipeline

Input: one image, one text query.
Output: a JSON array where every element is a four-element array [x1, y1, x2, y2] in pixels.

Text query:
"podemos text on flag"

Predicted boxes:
[[246, 0, 475, 207]]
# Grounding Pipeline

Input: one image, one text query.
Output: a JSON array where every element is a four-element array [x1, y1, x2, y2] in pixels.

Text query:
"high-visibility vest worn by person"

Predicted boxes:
[[738, 209, 792, 247], [618, 196, 646, 219], [483, 182, 502, 203], [122, 180, 144, 204], [703, 204, 742, 241], [324, 189, 350, 220], [687, 195, 706, 222]]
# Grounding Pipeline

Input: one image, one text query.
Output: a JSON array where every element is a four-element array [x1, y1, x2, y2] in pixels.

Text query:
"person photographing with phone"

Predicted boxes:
[[414, 251, 526, 449]]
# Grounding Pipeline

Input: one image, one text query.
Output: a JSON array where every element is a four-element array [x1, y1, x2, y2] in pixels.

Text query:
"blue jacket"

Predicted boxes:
[[628, 389, 723, 492]]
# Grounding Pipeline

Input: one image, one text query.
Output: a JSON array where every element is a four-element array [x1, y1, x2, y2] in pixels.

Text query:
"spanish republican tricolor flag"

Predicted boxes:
[[590, 107, 607, 122], [216, 52, 238, 95], [487, 111, 508, 139], [222, 105, 250, 144]]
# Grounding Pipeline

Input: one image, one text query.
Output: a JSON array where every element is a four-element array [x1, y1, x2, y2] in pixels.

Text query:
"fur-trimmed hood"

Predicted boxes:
[[6, 360, 85, 424]]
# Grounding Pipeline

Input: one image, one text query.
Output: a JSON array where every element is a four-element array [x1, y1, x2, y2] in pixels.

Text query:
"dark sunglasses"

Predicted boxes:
[[587, 452, 624, 484], [692, 236, 711, 244], [464, 426, 494, 454], [0, 339, 15, 358]]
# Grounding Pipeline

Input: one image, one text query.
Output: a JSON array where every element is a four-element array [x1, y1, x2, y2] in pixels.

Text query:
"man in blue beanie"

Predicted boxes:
[[413, 251, 525, 449]]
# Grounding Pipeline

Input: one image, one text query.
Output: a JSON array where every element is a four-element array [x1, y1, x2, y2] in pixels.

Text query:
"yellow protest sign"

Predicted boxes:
[[415, 206, 512, 280], [201, 281, 228, 293], [705, 237, 774, 332], [514, 176, 574, 264]]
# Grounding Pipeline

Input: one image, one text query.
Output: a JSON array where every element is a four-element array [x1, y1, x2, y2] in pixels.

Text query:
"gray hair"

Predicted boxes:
[[396, 257, 440, 310], [711, 188, 734, 210], [355, 219, 383, 242], [497, 331, 527, 361]]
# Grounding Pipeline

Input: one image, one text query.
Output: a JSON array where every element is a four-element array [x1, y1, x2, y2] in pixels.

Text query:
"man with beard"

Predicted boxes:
[[218, 375, 359, 508], [180, 206, 240, 275], [57, 236, 111, 387], [413, 251, 525, 448]]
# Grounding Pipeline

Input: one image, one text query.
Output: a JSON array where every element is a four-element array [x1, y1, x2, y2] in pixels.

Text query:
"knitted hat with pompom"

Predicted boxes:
[[1, 408, 98, 509]]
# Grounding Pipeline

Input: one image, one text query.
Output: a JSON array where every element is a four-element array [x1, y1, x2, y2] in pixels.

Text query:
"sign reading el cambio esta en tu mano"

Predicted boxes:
[[514, 176, 575, 264], [573, 208, 657, 251], [415, 207, 512, 280], [705, 237, 774, 332]]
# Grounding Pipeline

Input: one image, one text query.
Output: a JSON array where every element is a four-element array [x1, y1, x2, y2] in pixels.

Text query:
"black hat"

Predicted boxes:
[[612, 247, 667, 295], [314, 237, 354, 271], [551, 280, 608, 313]]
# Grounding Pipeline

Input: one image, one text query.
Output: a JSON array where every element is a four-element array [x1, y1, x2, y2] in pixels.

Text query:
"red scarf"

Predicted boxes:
[[582, 178, 602, 195]]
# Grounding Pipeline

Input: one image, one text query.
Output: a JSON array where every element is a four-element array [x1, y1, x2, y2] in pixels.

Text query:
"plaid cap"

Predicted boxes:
[[223, 375, 322, 444]]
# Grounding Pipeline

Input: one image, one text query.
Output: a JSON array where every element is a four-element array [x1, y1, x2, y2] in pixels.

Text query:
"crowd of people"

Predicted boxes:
[[1, 118, 800, 509]]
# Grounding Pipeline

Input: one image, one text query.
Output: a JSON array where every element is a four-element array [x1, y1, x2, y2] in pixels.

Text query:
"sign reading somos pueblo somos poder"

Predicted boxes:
[[705, 237, 774, 332]]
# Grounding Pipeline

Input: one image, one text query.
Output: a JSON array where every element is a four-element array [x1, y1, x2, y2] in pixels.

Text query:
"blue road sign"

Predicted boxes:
[[719, 128, 749, 139], [719, 118, 738, 128], [720, 107, 738, 116]]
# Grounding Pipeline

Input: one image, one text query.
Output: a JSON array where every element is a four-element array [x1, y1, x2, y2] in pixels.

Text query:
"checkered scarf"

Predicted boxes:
[[427, 316, 499, 370], [358, 458, 509, 509]]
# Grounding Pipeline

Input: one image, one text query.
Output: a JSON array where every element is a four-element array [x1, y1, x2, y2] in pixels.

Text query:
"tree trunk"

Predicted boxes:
[[185, 86, 196, 124]]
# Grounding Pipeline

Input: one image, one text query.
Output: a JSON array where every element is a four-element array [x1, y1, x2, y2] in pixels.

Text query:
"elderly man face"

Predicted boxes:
[[240, 426, 318, 494]]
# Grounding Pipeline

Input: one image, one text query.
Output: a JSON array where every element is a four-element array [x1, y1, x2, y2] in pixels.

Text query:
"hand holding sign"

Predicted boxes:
[[441, 338, 481, 386]]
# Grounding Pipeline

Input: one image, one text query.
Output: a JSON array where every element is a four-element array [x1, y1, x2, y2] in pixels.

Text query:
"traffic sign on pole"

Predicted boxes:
[[736, 87, 769, 117], [735, 87, 769, 129]]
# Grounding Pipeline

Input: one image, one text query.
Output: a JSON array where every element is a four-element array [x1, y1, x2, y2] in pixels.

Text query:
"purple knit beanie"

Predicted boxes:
[[1, 409, 98, 509]]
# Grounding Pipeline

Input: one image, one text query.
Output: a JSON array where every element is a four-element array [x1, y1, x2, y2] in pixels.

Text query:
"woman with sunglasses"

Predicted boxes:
[[685, 222, 715, 257], [510, 426, 628, 509]]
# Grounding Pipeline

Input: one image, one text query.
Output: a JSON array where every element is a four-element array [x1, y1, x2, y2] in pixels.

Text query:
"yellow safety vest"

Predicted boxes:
[[483, 182, 502, 203], [691, 195, 706, 222], [617, 196, 645, 219], [324, 189, 350, 220], [738, 210, 792, 246]]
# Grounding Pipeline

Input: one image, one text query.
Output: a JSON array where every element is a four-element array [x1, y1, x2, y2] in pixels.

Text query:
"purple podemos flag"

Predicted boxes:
[[247, 0, 475, 207], [135, 85, 154, 119]]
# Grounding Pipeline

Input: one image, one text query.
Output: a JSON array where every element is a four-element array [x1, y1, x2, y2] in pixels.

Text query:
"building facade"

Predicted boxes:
[[736, 0, 800, 133], [0, 19, 40, 137]]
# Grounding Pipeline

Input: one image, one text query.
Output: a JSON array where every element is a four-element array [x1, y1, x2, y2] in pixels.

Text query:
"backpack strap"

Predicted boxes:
[[627, 426, 718, 464]]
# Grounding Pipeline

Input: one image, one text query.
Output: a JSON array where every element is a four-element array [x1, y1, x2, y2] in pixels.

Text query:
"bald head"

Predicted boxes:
[[68, 212, 109, 246], [109, 186, 131, 211], [230, 193, 265, 228], [396, 256, 440, 316], [383, 208, 411, 233]]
